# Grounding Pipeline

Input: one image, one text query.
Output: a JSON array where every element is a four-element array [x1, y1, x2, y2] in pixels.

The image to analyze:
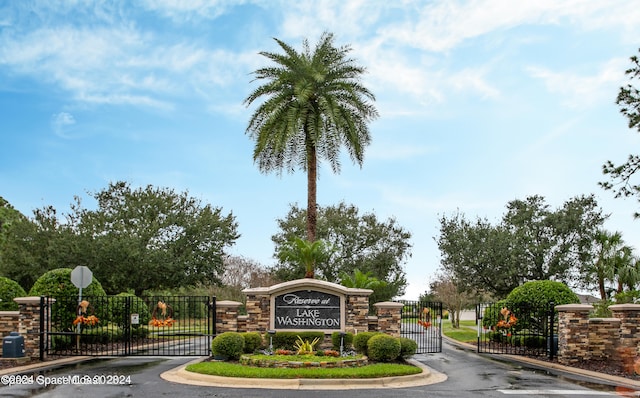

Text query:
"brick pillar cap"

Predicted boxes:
[[216, 300, 243, 308], [609, 304, 640, 311], [14, 296, 52, 305], [555, 304, 592, 312], [373, 301, 404, 309]]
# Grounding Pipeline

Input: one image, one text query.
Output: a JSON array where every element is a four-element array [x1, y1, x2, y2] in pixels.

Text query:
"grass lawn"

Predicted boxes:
[[186, 359, 422, 379], [441, 319, 477, 343]]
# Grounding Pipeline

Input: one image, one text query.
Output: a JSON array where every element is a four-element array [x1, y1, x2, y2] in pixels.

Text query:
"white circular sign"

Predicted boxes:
[[71, 266, 93, 289]]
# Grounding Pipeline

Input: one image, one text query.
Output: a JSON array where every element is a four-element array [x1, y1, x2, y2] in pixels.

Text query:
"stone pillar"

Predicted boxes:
[[14, 297, 47, 360], [0, 311, 20, 338], [610, 304, 640, 374], [244, 294, 269, 332], [215, 300, 242, 333], [555, 304, 592, 366], [588, 318, 620, 361], [345, 293, 370, 335], [373, 302, 403, 337]]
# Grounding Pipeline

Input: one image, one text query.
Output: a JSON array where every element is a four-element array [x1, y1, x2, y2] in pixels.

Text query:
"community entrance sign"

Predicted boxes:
[[274, 290, 341, 329]]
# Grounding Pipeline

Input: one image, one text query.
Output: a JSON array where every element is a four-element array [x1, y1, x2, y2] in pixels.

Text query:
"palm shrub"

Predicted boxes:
[[0, 276, 26, 310], [367, 334, 401, 362], [211, 332, 245, 360]]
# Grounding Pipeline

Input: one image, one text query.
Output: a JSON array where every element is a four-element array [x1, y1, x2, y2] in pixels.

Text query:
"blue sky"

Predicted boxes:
[[1, 1, 640, 299]]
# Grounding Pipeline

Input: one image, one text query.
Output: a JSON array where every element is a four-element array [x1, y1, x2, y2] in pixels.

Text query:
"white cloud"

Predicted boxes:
[[51, 112, 76, 138], [526, 57, 629, 108]]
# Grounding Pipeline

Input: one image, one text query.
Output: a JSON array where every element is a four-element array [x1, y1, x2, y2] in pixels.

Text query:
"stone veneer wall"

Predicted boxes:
[[345, 293, 371, 334], [6, 297, 48, 360], [0, 311, 20, 339], [556, 303, 640, 372], [373, 302, 404, 337], [587, 318, 620, 361]]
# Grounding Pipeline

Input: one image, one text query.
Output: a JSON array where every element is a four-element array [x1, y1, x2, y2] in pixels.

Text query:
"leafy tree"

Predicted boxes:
[[75, 181, 239, 296], [0, 206, 80, 291], [271, 202, 410, 302], [601, 49, 640, 216], [244, 32, 378, 253], [437, 212, 517, 297], [437, 195, 606, 298], [0, 197, 26, 250], [427, 273, 487, 329]]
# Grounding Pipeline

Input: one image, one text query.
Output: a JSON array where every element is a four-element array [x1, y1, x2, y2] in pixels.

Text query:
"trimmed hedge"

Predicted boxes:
[[399, 337, 418, 358], [367, 334, 401, 362], [212, 332, 245, 360], [331, 331, 354, 351], [353, 332, 379, 355], [0, 276, 26, 310], [242, 332, 263, 353]]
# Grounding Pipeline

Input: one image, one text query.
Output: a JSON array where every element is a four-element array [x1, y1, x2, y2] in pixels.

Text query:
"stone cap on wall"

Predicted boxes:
[[216, 300, 243, 308], [555, 304, 593, 312], [14, 297, 54, 305], [373, 301, 404, 310], [609, 304, 640, 311], [242, 278, 373, 297]]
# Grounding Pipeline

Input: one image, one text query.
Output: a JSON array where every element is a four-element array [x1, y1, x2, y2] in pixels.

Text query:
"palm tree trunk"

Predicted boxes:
[[306, 138, 317, 244]]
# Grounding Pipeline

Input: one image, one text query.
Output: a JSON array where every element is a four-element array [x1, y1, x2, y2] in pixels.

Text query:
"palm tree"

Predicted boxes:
[[592, 230, 628, 300], [278, 237, 332, 278], [244, 32, 378, 245]]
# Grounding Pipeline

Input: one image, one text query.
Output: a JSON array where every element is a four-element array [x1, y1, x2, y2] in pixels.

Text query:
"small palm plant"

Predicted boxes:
[[294, 335, 320, 355], [279, 237, 332, 278], [339, 268, 387, 290]]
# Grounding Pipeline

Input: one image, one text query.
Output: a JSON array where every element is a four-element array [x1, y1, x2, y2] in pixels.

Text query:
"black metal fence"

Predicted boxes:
[[40, 295, 215, 358], [476, 301, 556, 359], [398, 300, 443, 353]]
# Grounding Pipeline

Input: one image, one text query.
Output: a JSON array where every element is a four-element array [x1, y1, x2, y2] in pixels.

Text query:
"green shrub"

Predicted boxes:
[[242, 332, 263, 353], [522, 335, 545, 349], [108, 293, 150, 329], [0, 277, 26, 310], [353, 332, 379, 355], [399, 337, 418, 358], [29, 268, 106, 331], [481, 300, 508, 330], [29, 268, 106, 297], [331, 332, 354, 351], [506, 280, 579, 308], [367, 334, 401, 362], [211, 332, 245, 360]]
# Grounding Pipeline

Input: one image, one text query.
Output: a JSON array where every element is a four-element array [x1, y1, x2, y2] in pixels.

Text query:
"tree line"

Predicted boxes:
[[0, 183, 410, 301]]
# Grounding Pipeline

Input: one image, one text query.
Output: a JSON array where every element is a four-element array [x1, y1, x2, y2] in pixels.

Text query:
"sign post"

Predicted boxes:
[[70, 266, 93, 350]]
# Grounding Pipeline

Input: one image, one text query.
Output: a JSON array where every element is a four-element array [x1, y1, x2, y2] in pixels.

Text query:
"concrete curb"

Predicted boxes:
[[0, 356, 94, 376], [160, 356, 448, 390]]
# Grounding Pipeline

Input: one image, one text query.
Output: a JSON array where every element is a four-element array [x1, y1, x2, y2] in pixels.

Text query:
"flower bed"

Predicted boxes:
[[239, 355, 368, 369]]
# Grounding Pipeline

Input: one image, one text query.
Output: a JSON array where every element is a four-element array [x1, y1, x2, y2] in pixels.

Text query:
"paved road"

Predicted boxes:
[[0, 340, 637, 397]]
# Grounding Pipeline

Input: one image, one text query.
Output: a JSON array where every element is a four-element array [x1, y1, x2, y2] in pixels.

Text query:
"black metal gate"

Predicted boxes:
[[476, 301, 556, 359], [40, 295, 216, 359], [398, 301, 442, 353]]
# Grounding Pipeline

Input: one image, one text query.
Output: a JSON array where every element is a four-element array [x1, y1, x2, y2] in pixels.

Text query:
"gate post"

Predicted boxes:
[[14, 297, 48, 360], [555, 304, 592, 366], [373, 302, 403, 337]]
